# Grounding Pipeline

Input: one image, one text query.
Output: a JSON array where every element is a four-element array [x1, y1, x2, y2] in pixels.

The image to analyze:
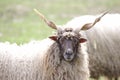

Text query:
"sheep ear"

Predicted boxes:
[[79, 38, 87, 43], [49, 36, 57, 41]]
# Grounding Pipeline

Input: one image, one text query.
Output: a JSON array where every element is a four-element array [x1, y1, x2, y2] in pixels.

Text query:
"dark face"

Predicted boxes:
[[49, 28, 87, 62], [36, 8, 106, 61], [58, 34, 79, 62]]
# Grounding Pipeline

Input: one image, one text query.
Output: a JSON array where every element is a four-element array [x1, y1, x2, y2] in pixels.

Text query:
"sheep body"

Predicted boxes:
[[65, 14, 120, 80], [0, 39, 53, 80], [0, 13, 109, 80], [0, 37, 89, 80]]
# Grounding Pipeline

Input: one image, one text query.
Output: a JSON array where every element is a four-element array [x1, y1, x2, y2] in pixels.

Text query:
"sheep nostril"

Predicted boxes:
[[66, 49, 73, 56]]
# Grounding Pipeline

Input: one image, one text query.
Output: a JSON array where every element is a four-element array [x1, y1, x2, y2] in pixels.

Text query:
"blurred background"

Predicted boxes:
[[0, 0, 120, 44]]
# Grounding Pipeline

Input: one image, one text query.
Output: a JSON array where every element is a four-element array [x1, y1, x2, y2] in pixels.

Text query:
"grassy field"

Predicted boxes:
[[0, 0, 120, 44]]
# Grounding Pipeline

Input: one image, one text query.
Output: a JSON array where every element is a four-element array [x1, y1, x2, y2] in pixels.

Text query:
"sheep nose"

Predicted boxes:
[[66, 49, 73, 56]]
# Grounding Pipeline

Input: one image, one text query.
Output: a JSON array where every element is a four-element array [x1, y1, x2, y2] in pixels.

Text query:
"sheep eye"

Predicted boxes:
[[72, 37, 79, 43], [58, 37, 65, 43]]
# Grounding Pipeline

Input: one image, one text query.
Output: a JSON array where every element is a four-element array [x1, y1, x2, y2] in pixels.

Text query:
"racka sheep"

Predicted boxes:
[[0, 9, 106, 80], [0, 39, 53, 80], [65, 13, 120, 80], [34, 9, 106, 80]]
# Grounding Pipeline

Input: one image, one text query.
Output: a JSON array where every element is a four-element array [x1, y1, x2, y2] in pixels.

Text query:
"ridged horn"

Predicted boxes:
[[34, 9, 57, 29], [75, 11, 108, 33]]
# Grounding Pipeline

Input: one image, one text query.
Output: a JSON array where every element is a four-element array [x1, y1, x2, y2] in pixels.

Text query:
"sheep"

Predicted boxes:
[[0, 9, 106, 80], [0, 39, 54, 80], [34, 9, 107, 80], [65, 13, 120, 80]]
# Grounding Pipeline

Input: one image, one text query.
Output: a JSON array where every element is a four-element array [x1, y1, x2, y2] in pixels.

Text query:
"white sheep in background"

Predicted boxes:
[[65, 13, 120, 80], [0, 9, 106, 80], [0, 39, 53, 80]]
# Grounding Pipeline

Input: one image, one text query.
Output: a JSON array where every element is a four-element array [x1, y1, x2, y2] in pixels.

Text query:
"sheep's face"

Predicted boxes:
[[49, 28, 87, 62], [34, 9, 107, 61], [58, 33, 79, 61]]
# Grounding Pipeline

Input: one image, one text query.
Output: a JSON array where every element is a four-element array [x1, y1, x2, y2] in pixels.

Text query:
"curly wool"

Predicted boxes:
[[39, 42, 89, 80], [0, 39, 53, 80], [0, 38, 89, 80]]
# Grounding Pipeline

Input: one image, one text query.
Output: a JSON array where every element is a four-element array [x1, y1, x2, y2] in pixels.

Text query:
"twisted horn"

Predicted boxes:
[[34, 9, 57, 29], [84, 11, 108, 29], [75, 11, 108, 33]]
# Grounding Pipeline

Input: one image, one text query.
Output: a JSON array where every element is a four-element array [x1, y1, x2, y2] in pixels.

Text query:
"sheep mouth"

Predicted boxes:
[[63, 54, 75, 62]]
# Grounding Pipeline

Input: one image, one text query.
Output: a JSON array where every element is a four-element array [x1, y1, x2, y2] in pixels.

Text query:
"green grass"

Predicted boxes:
[[0, 0, 120, 44]]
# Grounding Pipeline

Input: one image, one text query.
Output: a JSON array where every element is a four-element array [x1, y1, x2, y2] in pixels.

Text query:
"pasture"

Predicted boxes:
[[0, 0, 120, 44]]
